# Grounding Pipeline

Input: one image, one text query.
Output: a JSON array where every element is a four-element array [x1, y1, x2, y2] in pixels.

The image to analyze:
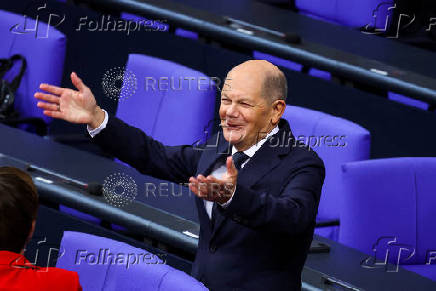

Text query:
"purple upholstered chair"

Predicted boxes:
[[339, 158, 436, 281], [56, 231, 208, 291], [282, 106, 370, 240], [105, 257, 207, 291], [0, 9, 66, 132], [295, 0, 393, 29], [116, 53, 216, 146]]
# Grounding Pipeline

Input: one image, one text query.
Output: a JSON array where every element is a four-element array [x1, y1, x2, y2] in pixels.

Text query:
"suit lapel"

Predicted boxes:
[[196, 131, 231, 176]]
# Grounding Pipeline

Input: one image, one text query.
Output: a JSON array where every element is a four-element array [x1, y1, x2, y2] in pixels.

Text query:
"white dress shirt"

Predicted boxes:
[[87, 110, 279, 220]]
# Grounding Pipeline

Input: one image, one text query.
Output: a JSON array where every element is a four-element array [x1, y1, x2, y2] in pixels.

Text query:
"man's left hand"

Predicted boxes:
[[189, 156, 238, 204]]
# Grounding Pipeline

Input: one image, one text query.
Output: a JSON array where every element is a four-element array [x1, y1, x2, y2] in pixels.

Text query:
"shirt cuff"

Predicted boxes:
[[87, 109, 108, 138], [218, 185, 236, 208]]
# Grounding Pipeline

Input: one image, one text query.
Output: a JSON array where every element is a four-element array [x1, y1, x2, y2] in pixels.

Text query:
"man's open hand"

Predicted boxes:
[[34, 72, 104, 128], [189, 156, 238, 204]]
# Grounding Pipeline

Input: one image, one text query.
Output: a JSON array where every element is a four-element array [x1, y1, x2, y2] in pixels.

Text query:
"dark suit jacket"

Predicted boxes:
[[91, 116, 325, 291], [0, 251, 82, 291]]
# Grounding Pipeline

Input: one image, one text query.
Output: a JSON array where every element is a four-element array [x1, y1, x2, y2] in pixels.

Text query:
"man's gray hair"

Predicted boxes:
[[262, 69, 287, 102]]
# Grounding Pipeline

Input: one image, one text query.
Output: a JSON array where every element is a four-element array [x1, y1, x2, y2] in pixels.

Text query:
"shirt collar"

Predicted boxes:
[[231, 126, 279, 157]]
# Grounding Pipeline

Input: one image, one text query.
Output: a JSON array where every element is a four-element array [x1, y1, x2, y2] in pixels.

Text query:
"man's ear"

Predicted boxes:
[[271, 100, 286, 125]]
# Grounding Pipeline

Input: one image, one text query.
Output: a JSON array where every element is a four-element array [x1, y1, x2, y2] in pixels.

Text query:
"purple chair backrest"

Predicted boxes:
[[0, 9, 66, 123], [295, 0, 394, 29], [116, 54, 216, 146], [282, 106, 370, 222], [339, 158, 436, 265], [56, 231, 207, 291], [105, 259, 207, 291]]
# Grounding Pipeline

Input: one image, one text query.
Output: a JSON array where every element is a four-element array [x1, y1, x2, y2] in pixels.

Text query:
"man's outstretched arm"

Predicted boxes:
[[34, 72, 201, 183]]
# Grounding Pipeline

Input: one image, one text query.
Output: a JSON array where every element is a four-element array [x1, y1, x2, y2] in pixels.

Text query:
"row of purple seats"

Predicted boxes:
[[254, 51, 431, 110], [124, 8, 429, 112], [128, 5, 431, 112], [293, 0, 431, 111], [56, 231, 207, 290], [339, 157, 436, 281]]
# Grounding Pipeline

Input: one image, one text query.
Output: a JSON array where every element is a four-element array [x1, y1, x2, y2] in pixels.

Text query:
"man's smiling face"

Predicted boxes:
[[219, 61, 276, 151]]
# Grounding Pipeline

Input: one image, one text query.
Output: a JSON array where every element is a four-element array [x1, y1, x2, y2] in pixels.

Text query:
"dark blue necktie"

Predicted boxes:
[[211, 151, 249, 227], [232, 151, 249, 171]]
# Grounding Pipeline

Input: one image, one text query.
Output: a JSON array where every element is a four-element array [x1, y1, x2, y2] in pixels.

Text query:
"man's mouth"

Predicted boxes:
[[225, 122, 243, 130]]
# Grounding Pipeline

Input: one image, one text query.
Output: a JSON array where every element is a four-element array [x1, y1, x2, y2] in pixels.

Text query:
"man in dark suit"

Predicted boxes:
[[35, 60, 325, 290], [0, 167, 82, 291]]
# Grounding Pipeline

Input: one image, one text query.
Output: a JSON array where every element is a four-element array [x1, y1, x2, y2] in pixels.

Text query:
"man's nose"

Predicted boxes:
[[226, 104, 239, 118]]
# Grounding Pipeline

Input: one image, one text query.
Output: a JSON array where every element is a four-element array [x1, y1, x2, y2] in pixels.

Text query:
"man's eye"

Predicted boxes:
[[221, 99, 231, 103]]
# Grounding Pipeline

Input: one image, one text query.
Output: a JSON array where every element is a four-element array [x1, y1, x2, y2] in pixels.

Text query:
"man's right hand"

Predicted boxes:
[[34, 72, 105, 129]]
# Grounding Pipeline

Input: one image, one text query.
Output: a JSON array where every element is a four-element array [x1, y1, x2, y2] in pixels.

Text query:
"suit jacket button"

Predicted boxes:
[[232, 215, 242, 223], [209, 244, 217, 253]]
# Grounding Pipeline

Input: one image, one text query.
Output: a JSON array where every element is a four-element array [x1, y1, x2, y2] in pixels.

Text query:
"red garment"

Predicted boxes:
[[0, 251, 82, 291]]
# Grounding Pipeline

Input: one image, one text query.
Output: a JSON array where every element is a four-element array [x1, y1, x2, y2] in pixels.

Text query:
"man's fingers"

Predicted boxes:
[[189, 177, 203, 197], [37, 101, 59, 111], [71, 72, 86, 92], [226, 156, 237, 175], [192, 183, 207, 198], [190, 175, 233, 200], [39, 83, 64, 95], [188, 183, 199, 196], [34, 92, 60, 104], [42, 110, 63, 119], [190, 177, 211, 198]]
